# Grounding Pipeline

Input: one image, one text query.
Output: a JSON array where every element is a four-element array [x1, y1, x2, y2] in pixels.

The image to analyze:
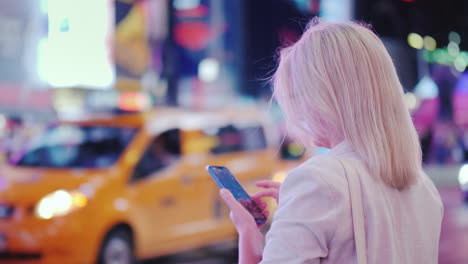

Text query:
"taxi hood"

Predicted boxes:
[[0, 165, 117, 204]]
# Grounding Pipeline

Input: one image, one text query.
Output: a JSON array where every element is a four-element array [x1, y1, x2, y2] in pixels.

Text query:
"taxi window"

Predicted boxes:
[[131, 129, 181, 182], [209, 124, 267, 154], [14, 125, 136, 169]]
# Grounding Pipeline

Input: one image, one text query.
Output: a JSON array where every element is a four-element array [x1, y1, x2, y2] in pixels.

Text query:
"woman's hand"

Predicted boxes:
[[220, 189, 266, 263], [220, 180, 281, 232], [220, 189, 259, 232], [219, 181, 281, 264], [253, 180, 281, 203]]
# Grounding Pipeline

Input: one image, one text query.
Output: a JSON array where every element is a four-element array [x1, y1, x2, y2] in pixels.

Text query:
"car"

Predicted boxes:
[[0, 107, 288, 264]]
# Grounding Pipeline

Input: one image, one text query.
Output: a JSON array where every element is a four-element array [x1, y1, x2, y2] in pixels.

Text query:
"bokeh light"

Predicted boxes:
[[408, 33, 424, 49], [424, 36, 437, 51], [173, 0, 200, 10], [404, 92, 420, 110], [458, 164, 468, 185], [448, 42, 460, 56], [414, 75, 439, 99], [287, 143, 305, 157], [118, 92, 151, 111], [198, 58, 220, 82], [454, 56, 467, 72], [449, 31, 461, 45], [0, 115, 6, 131]]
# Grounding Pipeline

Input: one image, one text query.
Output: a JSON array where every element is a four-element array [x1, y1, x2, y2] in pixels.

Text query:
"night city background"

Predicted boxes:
[[0, 0, 467, 263]]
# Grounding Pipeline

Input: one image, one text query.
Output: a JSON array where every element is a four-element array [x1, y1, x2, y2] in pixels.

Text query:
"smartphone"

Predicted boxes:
[[206, 165, 267, 225]]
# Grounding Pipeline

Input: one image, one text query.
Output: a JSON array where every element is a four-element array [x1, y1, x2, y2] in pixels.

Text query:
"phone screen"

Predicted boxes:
[[207, 165, 267, 225]]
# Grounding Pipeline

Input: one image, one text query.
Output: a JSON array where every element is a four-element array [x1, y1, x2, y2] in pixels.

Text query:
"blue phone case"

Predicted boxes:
[[207, 165, 267, 225]]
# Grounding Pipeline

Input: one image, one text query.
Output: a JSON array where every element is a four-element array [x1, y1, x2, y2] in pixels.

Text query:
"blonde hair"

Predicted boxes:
[[273, 20, 422, 190]]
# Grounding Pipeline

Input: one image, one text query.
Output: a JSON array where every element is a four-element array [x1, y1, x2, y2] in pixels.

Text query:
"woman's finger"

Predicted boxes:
[[252, 188, 280, 202], [256, 180, 281, 189], [252, 200, 268, 211], [252, 196, 270, 210], [252, 188, 279, 198]]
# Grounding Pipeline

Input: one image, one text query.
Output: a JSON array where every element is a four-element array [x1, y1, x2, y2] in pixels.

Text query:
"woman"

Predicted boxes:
[[220, 20, 443, 263]]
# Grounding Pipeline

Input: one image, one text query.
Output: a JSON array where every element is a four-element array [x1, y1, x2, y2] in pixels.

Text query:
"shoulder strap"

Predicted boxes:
[[337, 157, 367, 264]]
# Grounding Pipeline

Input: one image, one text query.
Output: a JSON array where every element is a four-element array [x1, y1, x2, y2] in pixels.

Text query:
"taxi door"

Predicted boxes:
[[167, 129, 225, 240], [125, 129, 213, 256], [125, 129, 186, 256]]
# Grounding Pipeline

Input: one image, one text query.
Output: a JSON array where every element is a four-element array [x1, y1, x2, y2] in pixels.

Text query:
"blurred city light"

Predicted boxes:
[[448, 42, 460, 57], [198, 58, 220, 82], [454, 55, 467, 72], [449, 31, 461, 45], [414, 75, 439, 99], [288, 143, 305, 158], [404, 92, 420, 111], [52, 89, 84, 118], [432, 49, 451, 64], [173, 0, 201, 10], [458, 164, 468, 185], [0, 114, 6, 131], [320, 0, 353, 22], [423, 48, 468, 66], [424, 36, 437, 51], [272, 171, 287, 183], [118, 92, 151, 112], [86, 91, 120, 111], [408, 33, 424, 49]]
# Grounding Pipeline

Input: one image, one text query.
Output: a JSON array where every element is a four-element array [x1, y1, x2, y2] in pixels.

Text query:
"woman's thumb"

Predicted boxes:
[[220, 189, 237, 207]]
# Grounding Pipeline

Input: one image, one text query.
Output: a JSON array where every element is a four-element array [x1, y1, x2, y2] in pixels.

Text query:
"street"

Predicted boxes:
[[439, 186, 468, 264]]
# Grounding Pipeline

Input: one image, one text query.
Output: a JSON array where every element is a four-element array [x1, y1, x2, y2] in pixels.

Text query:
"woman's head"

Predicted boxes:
[[273, 20, 422, 190]]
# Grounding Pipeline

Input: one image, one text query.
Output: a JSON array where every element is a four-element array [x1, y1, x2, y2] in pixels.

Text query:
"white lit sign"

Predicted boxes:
[[320, 0, 353, 22], [38, 0, 114, 89]]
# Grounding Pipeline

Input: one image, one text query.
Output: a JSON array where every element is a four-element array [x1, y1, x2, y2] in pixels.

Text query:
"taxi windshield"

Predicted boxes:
[[13, 125, 137, 169]]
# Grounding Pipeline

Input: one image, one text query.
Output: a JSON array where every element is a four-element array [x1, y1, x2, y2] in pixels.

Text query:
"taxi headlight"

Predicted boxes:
[[35, 190, 88, 219]]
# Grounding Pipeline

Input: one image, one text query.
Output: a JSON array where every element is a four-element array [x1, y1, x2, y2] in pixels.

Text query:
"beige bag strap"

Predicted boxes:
[[337, 157, 368, 264]]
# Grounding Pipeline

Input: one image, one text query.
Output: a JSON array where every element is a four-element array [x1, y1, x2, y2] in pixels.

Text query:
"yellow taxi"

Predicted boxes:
[[0, 107, 287, 264]]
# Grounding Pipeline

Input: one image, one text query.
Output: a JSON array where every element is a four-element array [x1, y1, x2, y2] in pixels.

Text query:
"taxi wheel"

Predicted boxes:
[[98, 228, 136, 264]]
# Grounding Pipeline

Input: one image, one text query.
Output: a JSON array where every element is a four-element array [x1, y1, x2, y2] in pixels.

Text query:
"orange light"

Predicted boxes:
[[71, 192, 88, 207], [118, 92, 149, 111]]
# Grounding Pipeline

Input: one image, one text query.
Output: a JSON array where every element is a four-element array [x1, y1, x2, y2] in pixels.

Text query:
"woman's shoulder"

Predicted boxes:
[[288, 154, 347, 184], [282, 154, 349, 201]]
